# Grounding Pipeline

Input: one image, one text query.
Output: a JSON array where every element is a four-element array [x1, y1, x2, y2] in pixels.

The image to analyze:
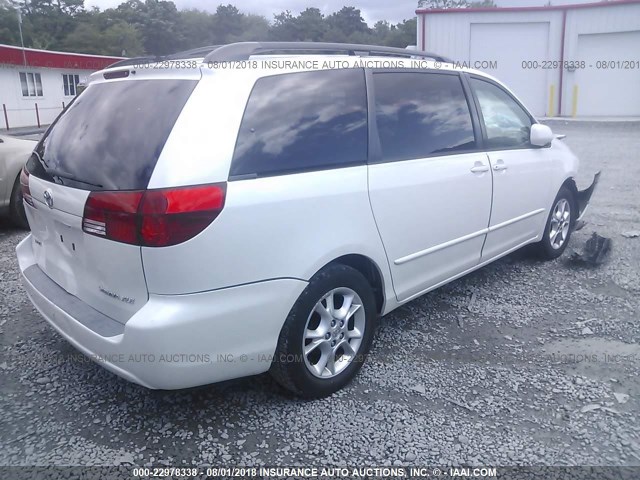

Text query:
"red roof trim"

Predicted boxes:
[[416, 0, 640, 15], [0, 44, 124, 70]]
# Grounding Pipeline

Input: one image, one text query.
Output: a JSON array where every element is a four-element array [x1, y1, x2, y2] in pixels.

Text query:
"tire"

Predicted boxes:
[[270, 264, 377, 398], [9, 174, 29, 230], [534, 186, 575, 260]]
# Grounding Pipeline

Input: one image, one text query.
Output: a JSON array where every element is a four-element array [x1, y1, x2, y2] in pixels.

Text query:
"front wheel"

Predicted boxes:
[[534, 186, 575, 260], [270, 264, 377, 398]]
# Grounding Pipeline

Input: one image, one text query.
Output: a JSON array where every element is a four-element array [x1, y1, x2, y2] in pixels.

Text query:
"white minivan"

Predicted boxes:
[[17, 42, 598, 398]]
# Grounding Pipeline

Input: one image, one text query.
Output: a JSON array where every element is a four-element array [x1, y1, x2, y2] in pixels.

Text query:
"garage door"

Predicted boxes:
[[574, 31, 640, 116], [470, 22, 550, 116]]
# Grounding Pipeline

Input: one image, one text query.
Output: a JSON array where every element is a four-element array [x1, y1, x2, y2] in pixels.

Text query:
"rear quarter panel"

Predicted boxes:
[[142, 166, 394, 308]]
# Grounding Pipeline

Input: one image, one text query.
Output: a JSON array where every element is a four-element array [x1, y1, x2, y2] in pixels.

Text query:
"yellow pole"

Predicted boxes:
[[548, 85, 555, 117], [572, 85, 579, 118]]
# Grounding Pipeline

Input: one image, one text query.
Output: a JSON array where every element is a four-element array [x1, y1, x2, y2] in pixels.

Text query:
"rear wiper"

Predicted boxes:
[[32, 150, 50, 170], [48, 169, 104, 188], [31, 151, 103, 188]]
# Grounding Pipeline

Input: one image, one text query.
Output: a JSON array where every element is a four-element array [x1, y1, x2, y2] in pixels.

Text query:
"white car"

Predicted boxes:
[[16, 42, 598, 398], [0, 134, 36, 228]]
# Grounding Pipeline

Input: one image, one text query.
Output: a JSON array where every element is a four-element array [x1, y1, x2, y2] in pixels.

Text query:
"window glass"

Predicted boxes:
[[27, 73, 35, 96], [373, 72, 475, 162], [35, 73, 43, 96], [30, 79, 197, 191], [20, 72, 43, 97], [470, 78, 532, 149], [63, 74, 80, 96], [19, 72, 28, 96], [231, 69, 368, 177]]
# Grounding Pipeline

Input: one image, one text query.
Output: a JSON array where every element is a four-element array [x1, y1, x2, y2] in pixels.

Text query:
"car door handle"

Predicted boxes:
[[493, 162, 508, 171], [470, 164, 489, 173]]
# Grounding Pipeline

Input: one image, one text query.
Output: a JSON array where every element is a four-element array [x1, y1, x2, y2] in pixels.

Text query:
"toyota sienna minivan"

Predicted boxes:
[[17, 42, 599, 397]]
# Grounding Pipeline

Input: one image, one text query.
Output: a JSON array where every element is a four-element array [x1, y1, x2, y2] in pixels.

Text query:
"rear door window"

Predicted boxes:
[[373, 72, 476, 162], [230, 69, 368, 178], [30, 79, 197, 191]]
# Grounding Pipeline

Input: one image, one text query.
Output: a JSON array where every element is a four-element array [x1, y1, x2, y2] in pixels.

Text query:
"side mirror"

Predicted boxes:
[[530, 124, 554, 147]]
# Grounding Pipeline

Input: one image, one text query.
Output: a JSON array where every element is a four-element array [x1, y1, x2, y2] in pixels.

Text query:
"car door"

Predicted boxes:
[[468, 76, 554, 260], [367, 71, 493, 303], [0, 135, 36, 208]]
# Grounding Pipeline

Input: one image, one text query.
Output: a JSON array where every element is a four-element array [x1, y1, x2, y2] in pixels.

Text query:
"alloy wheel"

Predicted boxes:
[[550, 198, 571, 250], [302, 287, 366, 379]]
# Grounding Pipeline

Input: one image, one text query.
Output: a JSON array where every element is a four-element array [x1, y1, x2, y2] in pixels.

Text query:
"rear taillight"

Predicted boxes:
[[20, 167, 35, 207], [82, 183, 226, 247]]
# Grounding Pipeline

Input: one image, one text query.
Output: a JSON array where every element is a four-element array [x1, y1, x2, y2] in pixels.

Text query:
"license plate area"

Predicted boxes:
[[30, 203, 84, 296]]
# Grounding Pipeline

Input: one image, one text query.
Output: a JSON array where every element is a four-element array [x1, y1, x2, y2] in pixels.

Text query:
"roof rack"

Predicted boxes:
[[202, 42, 453, 63], [106, 42, 452, 70]]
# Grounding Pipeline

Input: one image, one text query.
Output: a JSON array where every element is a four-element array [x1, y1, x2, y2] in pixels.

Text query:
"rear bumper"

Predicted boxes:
[[17, 235, 307, 389]]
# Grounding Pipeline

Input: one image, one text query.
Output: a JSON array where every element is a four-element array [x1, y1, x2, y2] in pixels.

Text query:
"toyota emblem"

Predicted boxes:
[[43, 189, 54, 209]]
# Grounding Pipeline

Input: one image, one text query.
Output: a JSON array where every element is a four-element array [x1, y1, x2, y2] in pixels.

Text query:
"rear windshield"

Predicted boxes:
[[29, 79, 197, 191]]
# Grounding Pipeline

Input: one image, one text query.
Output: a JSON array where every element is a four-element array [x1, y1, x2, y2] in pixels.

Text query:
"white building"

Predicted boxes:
[[416, 0, 640, 117], [0, 44, 122, 129]]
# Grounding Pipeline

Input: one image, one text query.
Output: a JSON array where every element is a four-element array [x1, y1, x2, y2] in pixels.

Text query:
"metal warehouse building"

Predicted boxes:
[[0, 44, 122, 129], [416, 0, 640, 117]]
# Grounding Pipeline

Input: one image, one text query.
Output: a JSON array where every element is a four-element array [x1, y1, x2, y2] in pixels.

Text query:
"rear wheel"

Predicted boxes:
[[534, 186, 574, 260], [270, 264, 376, 398], [9, 174, 29, 230]]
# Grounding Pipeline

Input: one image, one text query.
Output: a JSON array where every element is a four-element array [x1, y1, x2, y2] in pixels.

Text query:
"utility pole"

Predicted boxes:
[[17, 9, 27, 67]]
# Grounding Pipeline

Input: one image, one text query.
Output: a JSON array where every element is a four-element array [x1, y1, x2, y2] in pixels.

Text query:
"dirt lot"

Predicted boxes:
[[1, 121, 639, 469]]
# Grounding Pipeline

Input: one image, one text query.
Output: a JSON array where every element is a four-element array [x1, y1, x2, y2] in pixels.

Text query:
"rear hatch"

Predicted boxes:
[[24, 73, 199, 324]]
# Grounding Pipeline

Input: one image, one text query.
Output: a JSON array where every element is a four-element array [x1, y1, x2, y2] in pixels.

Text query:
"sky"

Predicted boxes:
[[84, 0, 596, 25]]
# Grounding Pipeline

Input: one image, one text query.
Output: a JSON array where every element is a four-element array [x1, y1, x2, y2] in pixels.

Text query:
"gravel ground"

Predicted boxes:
[[0, 121, 639, 469]]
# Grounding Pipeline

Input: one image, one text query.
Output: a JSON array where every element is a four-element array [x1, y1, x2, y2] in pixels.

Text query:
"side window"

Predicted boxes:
[[470, 78, 532, 149], [231, 69, 368, 178], [373, 72, 476, 163]]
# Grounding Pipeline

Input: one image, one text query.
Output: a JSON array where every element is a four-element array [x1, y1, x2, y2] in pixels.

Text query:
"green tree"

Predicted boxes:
[[0, 3, 19, 45], [62, 21, 104, 53], [269, 10, 299, 41], [417, 0, 470, 8], [469, 0, 496, 6], [13, 0, 85, 49], [178, 9, 215, 49], [113, 0, 146, 26], [1, 1, 432, 58], [373, 20, 391, 39], [212, 4, 244, 44], [231, 14, 269, 42], [384, 18, 417, 48], [138, 0, 183, 55], [63, 14, 144, 56], [296, 8, 325, 42], [102, 21, 144, 56], [326, 6, 369, 37], [417, 0, 495, 7]]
